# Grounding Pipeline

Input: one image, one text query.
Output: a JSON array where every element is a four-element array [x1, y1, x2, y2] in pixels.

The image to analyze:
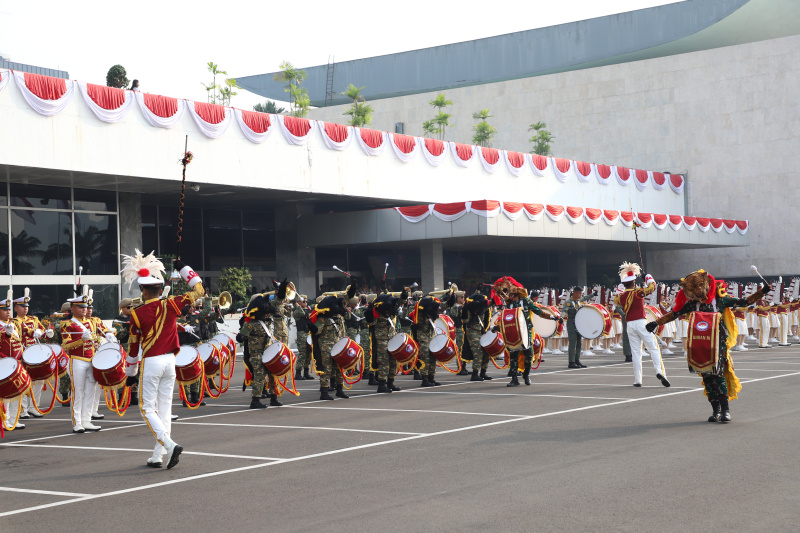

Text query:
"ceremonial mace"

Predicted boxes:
[[176, 136, 193, 263]]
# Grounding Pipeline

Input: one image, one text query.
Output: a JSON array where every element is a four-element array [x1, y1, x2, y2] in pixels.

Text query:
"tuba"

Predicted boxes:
[[212, 291, 232, 311]]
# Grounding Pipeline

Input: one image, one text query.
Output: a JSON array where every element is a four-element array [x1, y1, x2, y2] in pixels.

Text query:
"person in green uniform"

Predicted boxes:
[[292, 295, 313, 380], [240, 294, 283, 409], [504, 287, 561, 386]]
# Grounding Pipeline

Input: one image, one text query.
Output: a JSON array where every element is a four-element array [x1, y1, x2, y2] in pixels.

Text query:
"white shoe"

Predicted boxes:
[[740, 345, 749, 350], [746, 335, 757, 342], [602, 349, 614, 355], [769, 338, 779, 344], [18, 413, 30, 420], [28, 411, 44, 418], [581, 350, 592, 357], [662, 349, 674, 355], [792, 335, 800, 342], [73, 424, 85, 433], [83, 422, 102, 432], [171, 414, 179, 421], [164, 441, 183, 470], [674, 339, 682, 344], [543, 348, 552, 354], [732, 345, 744, 351], [552, 349, 563, 355], [14, 422, 25, 429]]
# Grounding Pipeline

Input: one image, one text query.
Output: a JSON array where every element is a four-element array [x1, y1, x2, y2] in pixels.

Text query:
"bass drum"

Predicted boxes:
[[574, 304, 612, 339], [331, 337, 362, 371], [531, 312, 557, 338], [499, 308, 529, 350], [22, 344, 57, 382], [644, 305, 665, 336], [433, 315, 455, 340], [92, 348, 127, 388], [262, 342, 294, 377]]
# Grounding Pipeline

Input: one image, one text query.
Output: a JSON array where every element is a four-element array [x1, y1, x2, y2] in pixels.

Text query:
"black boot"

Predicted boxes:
[[377, 379, 391, 393], [294, 369, 302, 382], [507, 371, 519, 387], [303, 367, 314, 380], [261, 391, 269, 399], [708, 400, 721, 422], [523, 361, 531, 386], [457, 366, 471, 376], [480, 368, 493, 380], [719, 397, 731, 422], [270, 394, 283, 407], [249, 397, 267, 409], [420, 377, 432, 387], [335, 384, 350, 399], [470, 369, 483, 381], [507, 368, 515, 377], [429, 375, 441, 386], [413, 369, 421, 380], [130, 391, 139, 406], [242, 380, 247, 391], [320, 386, 335, 401], [367, 372, 378, 386], [387, 378, 401, 391], [190, 392, 206, 407], [328, 383, 335, 391]]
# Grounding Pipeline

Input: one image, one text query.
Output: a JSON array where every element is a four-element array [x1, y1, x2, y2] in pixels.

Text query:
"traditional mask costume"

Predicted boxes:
[[647, 269, 768, 422]]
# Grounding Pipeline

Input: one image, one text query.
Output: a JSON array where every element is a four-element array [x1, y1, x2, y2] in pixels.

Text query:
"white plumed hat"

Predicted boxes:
[[121, 249, 165, 289], [618, 262, 641, 283]]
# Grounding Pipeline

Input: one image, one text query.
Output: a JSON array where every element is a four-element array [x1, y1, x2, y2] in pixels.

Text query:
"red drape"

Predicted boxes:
[[25, 73, 66, 100], [506, 151, 525, 168], [392, 133, 416, 154], [424, 138, 444, 156], [241, 110, 270, 133], [635, 169, 648, 184], [453, 143, 473, 161], [324, 122, 349, 143], [360, 128, 384, 148], [575, 161, 591, 177], [86, 83, 125, 110], [481, 147, 499, 165], [284, 116, 312, 137], [194, 102, 226, 124], [143, 93, 178, 118], [554, 158, 571, 173], [596, 164, 611, 179]]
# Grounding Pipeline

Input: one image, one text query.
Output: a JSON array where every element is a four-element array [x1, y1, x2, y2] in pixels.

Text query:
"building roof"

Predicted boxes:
[[0, 60, 68, 79], [237, 0, 800, 107]]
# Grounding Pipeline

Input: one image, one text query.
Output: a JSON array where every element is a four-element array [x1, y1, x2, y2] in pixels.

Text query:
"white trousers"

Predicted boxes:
[[21, 380, 43, 415], [627, 319, 665, 384], [3, 396, 21, 426], [759, 316, 771, 346], [139, 354, 177, 458], [69, 359, 97, 427], [91, 383, 103, 415], [779, 313, 789, 344]]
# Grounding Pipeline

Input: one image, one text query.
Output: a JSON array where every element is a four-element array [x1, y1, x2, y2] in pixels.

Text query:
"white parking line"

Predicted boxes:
[[1, 443, 283, 461], [283, 405, 526, 417], [0, 487, 90, 497], [174, 421, 423, 436], [524, 382, 695, 389], [403, 390, 629, 401]]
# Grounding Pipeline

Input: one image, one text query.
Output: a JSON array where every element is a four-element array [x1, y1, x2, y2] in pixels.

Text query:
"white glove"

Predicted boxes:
[[645, 274, 655, 285], [4, 324, 15, 336], [33, 329, 43, 340], [182, 325, 195, 334], [179, 265, 202, 288], [81, 330, 93, 341], [45, 329, 54, 339], [105, 333, 117, 343]]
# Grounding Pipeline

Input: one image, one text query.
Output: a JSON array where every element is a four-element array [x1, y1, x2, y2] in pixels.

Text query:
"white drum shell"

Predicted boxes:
[[175, 345, 200, 367]]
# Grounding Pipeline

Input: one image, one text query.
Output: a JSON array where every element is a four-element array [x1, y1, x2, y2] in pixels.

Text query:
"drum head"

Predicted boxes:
[[306, 335, 312, 346], [262, 342, 283, 364], [490, 312, 501, 328], [433, 318, 449, 336], [387, 333, 407, 352], [175, 345, 199, 366], [23, 344, 54, 365], [93, 350, 121, 370], [575, 306, 604, 339], [209, 339, 228, 355], [0, 357, 19, 379], [331, 337, 350, 355], [355, 333, 361, 345], [515, 309, 529, 349], [531, 314, 557, 338], [197, 343, 217, 362], [480, 331, 498, 347], [98, 342, 121, 354], [429, 334, 449, 353]]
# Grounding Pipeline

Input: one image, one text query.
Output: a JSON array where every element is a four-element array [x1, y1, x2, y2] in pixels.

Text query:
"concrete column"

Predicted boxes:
[[276, 204, 316, 298], [119, 193, 142, 299], [558, 252, 587, 288], [420, 240, 444, 292]]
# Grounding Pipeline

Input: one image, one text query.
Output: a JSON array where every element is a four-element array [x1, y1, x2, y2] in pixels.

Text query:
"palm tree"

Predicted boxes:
[[341, 84, 373, 127], [9, 230, 44, 275], [428, 94, 453, 140], [274, 61, 308, 116], [472, 109, 497, 147], [529, 122, 555, 155], [254, 100, 286, 114]]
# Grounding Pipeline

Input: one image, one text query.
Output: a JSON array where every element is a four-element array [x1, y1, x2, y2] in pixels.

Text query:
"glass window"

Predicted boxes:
[[10, 209, 72, 275], [141, 204, 157, 255], [10, 183, 71, 210], [0, 209, 8, 275], [21, 285, 77, 321], [242, 211, 275, 272], [159, 206, 202, 270], [203, 209, 241, 271], [74, 188, 116, 212], [86, 284, 120, 321], [74, 213, 118, 275]]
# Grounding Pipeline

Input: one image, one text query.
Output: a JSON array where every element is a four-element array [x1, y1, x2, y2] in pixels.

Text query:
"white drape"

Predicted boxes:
[[551, 159, 573, 183], [134, 92, 185, 129], [187, 101, 231, 139], [450, 143, 476, 168], [0, 69, 10, 95], [355, 128, 388, 156], [389, 134, 419, 162], [478, 148, 501, 174], [421, 139, 449, 167], [13, 71, 75, 117], [319, 123, 353, 151], [76, 81, 134, 123]]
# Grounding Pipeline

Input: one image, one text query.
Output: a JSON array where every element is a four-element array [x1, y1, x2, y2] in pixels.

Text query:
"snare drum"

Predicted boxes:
[[644, 305, 665, 336], [547, 306, 565, 336], [212, 333, 237, 356], [175, 345, 204, 384], [22, 344, 57, 382], [429, 334, 458, 363], [532, 333, 544, 360], [480, 331, 506, 358], [197, 342, 221, 376], [574, 304, 613, 339], [52, 345, 69, 377], [331, 337, 363, 370], [387, 333, 418, 365], [500, 308, 529, 350], [262, 342, 294, 377], [0, 358, 31, 399], [210, 339, 230, 367], [92, 348, 127, 388], [433, 314, 456, 340]]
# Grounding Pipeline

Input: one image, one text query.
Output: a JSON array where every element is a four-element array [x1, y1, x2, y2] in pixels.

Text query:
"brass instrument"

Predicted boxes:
[[385, 286, 412, 298], [320, 284, 353, 299], [212, 291, 232, 311], [427, 283, 458, 297]]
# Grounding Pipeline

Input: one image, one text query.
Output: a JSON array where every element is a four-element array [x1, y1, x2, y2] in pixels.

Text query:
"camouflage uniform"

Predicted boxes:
[[414, 320, 437, 380], [272, 301, 291, 345], [314, 314, 346, 388], [468, 309, 491, 372], [241, 320, 276, 397], [292, 305, 311, 370], [356, 307, 371, 372], [373, 316, 398, 380]]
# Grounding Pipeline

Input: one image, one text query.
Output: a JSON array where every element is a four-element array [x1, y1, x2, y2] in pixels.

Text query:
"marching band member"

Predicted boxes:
[[462, 292, 491, 381], [14, 289, 49, 419], [1, 294, 25, 429], [310, 285, 356, 400], [755, 300, 771, 348], [51, 302, 73, 406], [292, 295, 314, 381], [410, 296, 442, 387], [358, 295, 374, 385], [62, 286, 113, 433], [240, 294, 282, 409], [443, 290, 469, 375], [368, 289, 407, 393], [647, 270, 768, 422], [123, 250, 204, 469], [113, 299, 138, 404], [87, 300, 115, 421], [614, 263, 669, 388], [563, 287, 593, 369]]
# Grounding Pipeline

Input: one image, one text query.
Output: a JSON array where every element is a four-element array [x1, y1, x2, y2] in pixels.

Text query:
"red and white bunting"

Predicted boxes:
[[530, 155, 548, 177], [431, 202, 468, 221], [503, 151, 526, 177], [696, 217, 711, 232], [13, 71, 75, 116], [669, 174, 685, 194], [603, 210, 620, 226], [585, 208, 602, 225], [501, 202, 524, 220], [187, 101, 231, 138], [634, 169, 649, 192], [552, 158, 573, 183], [574, 161, 593, 183], [651, 172, 667, 191], [234, 109, 273, 143], [668, 214, 683, 231], [319, 122, 353, 151], [614, 166, 631, 186], [652, 214, 668, 230], [478, 147, 501, 173], [355, 128, 387, 156], [389, 133, 419, 162], [710, 218, 724, 233], [135, 92, 185, 129], [0, 69, 10, 95], [421, 138, 448, 166], [278, 115, 315, 146], [683, 216, 697, 231], [546, 204, 565, 222], [394, 205, 431, 223], [595, 164, 612, 186], [524, 204, 545, 221], [76, 81, 134, 123], [451, 142, 475, 167], [470, 200, 501, 217], [620, 211, 635, 227], [636, 213, 653, 229], [565, 206, 584, 224]]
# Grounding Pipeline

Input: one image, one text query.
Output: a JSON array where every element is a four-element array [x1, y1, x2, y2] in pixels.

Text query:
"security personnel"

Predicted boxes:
[[14, 289, 49, 419], [563, 287, 594, 369], [1, 293, 25, 430], [292, 295, 313, 380]]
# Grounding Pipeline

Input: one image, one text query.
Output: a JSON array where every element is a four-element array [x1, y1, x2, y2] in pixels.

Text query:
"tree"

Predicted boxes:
[[528, 121, 555, 156], [341, 84, 373, 127], [106, 65, 129, 89], [216, 266, 252, 310], [426, 94, 453, 140], [254, 100, 286, 114], [472, 109, 497, 147], [274, 61, 309, 117], [201, 62, 239, 106]]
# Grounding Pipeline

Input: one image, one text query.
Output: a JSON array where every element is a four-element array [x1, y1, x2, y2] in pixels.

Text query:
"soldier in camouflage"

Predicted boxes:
[[360, 295, 375, 385], [292, 295, 313, 380], [310, 287, 355, 400], [241, 293, 282, 409], [411, 296, 442, 387], [368, 290, 407, 393], [443, 290, 469, 375], [463, 293, 492, 381]]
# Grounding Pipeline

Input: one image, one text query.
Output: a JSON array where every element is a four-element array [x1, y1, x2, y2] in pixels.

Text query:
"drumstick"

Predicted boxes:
[[332, 265, 353, 277], [750, 265, 768, 284]]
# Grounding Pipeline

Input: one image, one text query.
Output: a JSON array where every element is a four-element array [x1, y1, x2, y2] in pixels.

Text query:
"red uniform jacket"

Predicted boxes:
[[62, 318, 99, 362], [130, 285, 203, 359], [15, 315, 45, 348], [0, 321, 23, 359], [614, 282, 656, 322]]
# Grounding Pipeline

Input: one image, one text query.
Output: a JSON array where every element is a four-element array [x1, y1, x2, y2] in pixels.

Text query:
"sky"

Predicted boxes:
[[0, 0, 683, 111]]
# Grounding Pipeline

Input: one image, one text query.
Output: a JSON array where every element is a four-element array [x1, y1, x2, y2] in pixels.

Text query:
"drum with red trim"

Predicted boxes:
[[574, 304, 613, 339], [499, 308, 529, 350], [52, 345, 69, 377], [175, 345, 204, 385], [433, 314, 455, 340], [644, 305, 665, 336], [0, 358, 31, 399], [531, 311, 557, 338], [209, 339, 230, 368], [532, 333, 544, 361], [480, 331, 506, 358], [197, 342, 221, 376], [331, 337, 363, 370], [429, 334, 458, 363], [547, 306, 565, 336], [306, 334, 312, 347], [22, 344, 57, 382], [212, 333, 237, 357], [387, 333, 418, 365], [91, 348, 127, 388], [262, 342, 294, 377]]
